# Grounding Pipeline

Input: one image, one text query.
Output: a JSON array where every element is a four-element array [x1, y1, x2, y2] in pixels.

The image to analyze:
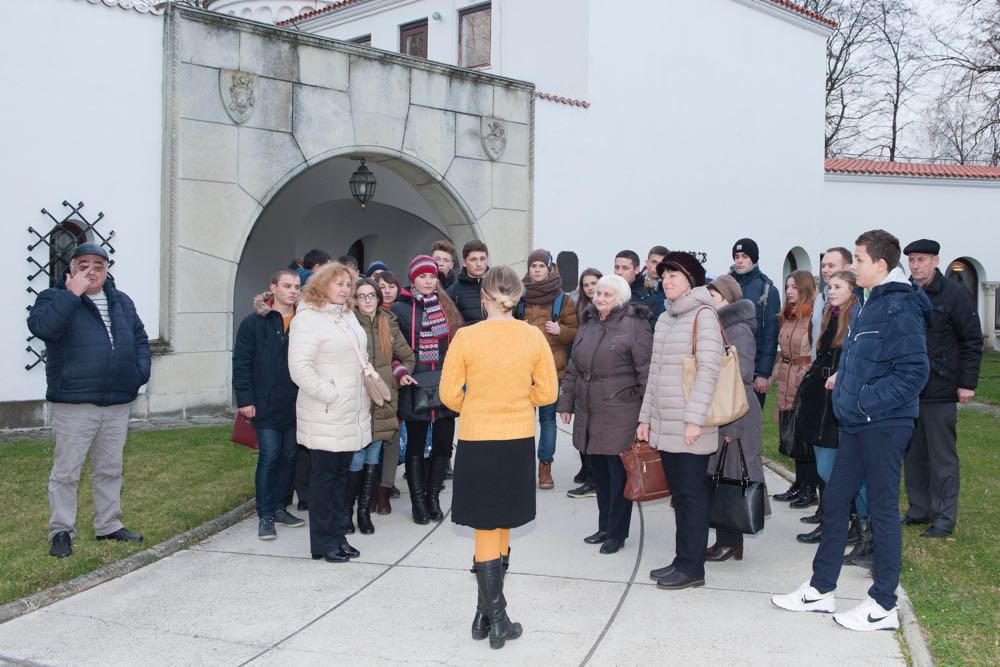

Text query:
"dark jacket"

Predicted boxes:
[[355, 307, 415, 443], [446, 268, 485, 325], [232, 292, 299, 430], [916, 269, 982, 402], [833, 270, 931, 433], [628, 275, 664, 325], [28, 271, 150, 406], [730, 265, 781, 380], [794, 307, 850, 448], [288, 259, 312, 287], [556, 303, 653, 456]]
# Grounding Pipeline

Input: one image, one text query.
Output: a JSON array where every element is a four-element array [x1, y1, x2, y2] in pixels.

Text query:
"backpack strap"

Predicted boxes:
[[552, 292, 565, 321]]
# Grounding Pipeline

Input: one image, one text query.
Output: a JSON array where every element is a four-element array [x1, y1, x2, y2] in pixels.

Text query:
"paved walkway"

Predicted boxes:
[[0, 429, 903, 666]]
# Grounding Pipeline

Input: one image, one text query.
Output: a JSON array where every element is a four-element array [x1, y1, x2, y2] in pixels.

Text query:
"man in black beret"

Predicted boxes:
[[902, 239, 982, 537]]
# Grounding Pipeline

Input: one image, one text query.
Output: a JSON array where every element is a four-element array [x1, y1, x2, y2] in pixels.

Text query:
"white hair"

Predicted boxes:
[[595, 274, 631, 307]]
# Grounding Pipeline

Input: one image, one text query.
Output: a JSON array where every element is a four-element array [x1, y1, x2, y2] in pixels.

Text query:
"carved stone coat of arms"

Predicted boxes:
[[481, 117, 507, 161], [219, 69, 257, 124]]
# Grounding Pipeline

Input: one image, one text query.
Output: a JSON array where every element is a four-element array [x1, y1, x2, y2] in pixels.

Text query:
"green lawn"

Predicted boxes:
[[976, 350, 1000, 406], [764, 396, 1000, 665], [0, 426, 255, 607]]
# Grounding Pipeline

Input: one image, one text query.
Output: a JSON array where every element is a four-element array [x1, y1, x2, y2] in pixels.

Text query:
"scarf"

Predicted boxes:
[[522, 272, 562, 305], [412, 291, 449, 365], [782, 303, 813, 321]]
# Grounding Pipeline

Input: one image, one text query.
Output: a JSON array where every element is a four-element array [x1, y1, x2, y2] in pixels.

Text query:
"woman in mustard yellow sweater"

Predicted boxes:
[[440, 265, 558, 650]]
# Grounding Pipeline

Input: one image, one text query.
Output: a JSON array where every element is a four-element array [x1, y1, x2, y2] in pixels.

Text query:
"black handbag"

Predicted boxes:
[[397, 369, 458, 421], [708, 440, 766, 535]]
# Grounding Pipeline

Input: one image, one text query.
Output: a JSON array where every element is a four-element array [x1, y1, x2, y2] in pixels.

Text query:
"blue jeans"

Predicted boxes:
[[814, 446, 868, 517], [811, 425, 912, 610], [254, 427, 298, 519], [350, 441, 383, 471], [537, 401, 557, 463]]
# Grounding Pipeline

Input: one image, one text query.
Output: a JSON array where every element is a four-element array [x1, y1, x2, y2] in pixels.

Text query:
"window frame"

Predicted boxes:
[[458, 2, 491, 68], [399, 19, 429, 59]]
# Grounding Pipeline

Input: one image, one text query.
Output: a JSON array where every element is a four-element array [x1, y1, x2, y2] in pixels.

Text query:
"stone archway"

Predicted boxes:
[[146, 6, 533, 416]]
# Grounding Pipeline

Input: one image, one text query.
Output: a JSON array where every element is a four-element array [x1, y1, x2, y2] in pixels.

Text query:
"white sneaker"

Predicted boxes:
[[771, 581, 836, 613], [833, 596, 899, 631]]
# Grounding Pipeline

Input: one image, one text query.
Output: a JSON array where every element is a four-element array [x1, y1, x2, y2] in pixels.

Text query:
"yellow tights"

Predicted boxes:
[[474, 528, 510, 563]]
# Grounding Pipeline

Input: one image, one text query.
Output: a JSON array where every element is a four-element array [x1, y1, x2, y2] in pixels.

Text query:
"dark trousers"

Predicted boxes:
[[404, 418, 455, 460], [293, 445, 310, 505], [587, 453, 633, 541], [904, 402, 959, 531], [810, 425, 912, 610], [307, 449, 353, 554], [755, 390, 767, 408], [794, 459, 820, 487], [660, 451, 712, 579]]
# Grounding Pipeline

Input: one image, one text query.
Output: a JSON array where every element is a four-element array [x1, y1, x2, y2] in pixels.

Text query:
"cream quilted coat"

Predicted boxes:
[[288, 302, 371, 452], [639, 286, 724, 455]]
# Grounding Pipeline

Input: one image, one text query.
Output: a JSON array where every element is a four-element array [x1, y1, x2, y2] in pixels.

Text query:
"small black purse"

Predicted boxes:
[[708, 440, 766, 535], [397, 370, 458, 421]]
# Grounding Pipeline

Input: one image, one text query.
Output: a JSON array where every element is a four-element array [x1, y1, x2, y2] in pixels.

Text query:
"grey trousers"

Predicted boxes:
[[904, 401, 960, 531], [48, 402, 130, 539]]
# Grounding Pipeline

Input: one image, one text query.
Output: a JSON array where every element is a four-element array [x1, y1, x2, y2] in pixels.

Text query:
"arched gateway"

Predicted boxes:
[[145, 7, 533, 416]]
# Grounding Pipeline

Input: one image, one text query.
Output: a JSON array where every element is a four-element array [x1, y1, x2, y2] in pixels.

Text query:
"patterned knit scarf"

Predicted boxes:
[[413, 291, 449, 365]]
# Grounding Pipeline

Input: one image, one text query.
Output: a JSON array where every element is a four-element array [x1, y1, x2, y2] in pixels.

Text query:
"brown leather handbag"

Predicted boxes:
[[231, 412, 259, 450], [619, 440, 670, 502]]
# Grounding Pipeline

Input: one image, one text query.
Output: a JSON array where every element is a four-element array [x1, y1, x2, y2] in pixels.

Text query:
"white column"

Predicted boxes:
[[982, 282, 999, 351]]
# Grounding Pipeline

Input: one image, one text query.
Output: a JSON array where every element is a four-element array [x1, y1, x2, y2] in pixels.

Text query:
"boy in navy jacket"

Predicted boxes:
[[772, 229, 930, 632]]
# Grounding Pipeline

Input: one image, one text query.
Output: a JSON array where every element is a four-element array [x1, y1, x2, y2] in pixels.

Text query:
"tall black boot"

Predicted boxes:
[[844, 517, 873, 565], [474, 557, 522, 650], [356, 464, 378, 535], [405, 456, 430, 525], [471, 549, 511, 640], [344, 470, 361, 535], [427, 457, 449, 522]]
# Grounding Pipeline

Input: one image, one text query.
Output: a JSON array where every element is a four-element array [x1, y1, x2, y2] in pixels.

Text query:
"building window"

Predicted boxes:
[[49, 221, 87, 288], [400, 19, 428, 59], [459, 3, 491, 68], [349, 34, 372, 47]]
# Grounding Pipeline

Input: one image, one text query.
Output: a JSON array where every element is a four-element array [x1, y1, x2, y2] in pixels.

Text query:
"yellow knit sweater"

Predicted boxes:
[[440, 319, 559, 441]]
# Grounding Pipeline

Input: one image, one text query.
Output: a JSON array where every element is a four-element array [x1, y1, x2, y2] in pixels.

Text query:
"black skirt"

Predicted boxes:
[[451, 437, 536, 529]]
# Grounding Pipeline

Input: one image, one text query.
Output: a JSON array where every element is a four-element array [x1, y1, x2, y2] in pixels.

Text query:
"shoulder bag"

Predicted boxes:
[[708, 439, 766, 535], [333, 317, 392, 407], [682, 307, 750, 427], [619, 440, 671, 502]]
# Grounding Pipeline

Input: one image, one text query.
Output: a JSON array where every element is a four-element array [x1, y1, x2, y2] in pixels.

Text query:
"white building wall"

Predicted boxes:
[[0, 0, 164, 407]]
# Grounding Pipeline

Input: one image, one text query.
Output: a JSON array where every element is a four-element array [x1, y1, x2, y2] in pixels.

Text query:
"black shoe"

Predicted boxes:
[[314, 550, 350, 563], [649, 564, 675, 581], [474, 557, 523, 650], [705, 543, 743, 561], [573, 469, 588, 484], [600, 538, 624, 554], [338, 540, 360, 559], [426, 457, 449, 522], [796, 525, 822, 544], [344, 470, 362, 534], [800, 507, 822, 524], [274, 508, 305, 527], [357, 464, 378, 535], [844, 517, 873, 565], [391, 485, 401, 499], [656, 570, 705, 590], [96, 527, 144, 543], [49, 531, 72, 558], [567, 481, 597, 498], [789, 484, 817, 509], [901, 515, 930, 526], [846, 515, 860, 545], [297, 500, 309, 512], [921, 526, 952, 538], [583, 530, 607, 544], [405, 457, 430, 525], [773, 483, 801, 502]]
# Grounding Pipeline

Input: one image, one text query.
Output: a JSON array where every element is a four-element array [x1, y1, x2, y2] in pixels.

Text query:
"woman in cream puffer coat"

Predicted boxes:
[[638, 252, 722, 591], [288, 262, 371, 563]]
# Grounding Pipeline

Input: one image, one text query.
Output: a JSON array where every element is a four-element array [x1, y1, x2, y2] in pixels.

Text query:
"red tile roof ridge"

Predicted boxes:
[[276, 0, 364, 26], [535, 91, 590, 108], [765, 0, 838, 29], [825, 158, 1000, 180]]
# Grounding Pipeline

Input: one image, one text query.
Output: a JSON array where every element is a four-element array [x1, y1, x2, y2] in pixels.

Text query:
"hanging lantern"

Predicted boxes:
[[349, 158, 377, 208]]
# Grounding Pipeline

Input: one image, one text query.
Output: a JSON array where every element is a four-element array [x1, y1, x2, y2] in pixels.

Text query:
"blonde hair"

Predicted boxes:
[[481, 266, 525, 313], [300, 262, 358, 309]]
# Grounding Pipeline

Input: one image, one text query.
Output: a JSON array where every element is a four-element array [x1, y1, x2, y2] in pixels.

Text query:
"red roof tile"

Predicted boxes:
[[276, 0, 363, 26], [825, 158, 1000, 180], [535, 91, 590, 108], [766, 0, 838, 28]]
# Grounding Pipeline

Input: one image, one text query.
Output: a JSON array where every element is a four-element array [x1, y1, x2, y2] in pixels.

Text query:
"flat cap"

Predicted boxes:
[[903, 239, 940, 256], [70, 242, 110, 261]]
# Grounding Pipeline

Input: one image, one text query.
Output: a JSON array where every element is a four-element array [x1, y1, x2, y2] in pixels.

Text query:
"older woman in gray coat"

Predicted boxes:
[[705, 275, 769, 562], [637, 252, 722, 590], [558, 275, 653, 555]]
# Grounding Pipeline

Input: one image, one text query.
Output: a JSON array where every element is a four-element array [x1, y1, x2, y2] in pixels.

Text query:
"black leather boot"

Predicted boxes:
[[405, 456, 430, 525], [773, 482, 800, 502], [474, 557, 522, 649], [844, 517, 873, 566], [356, 464, 378, 535], [790, 484, 818, 508], [796, 525, 822, 543], [344, 470, 361, 535], [470, 550, 510, 641], [846, 514, 860, 545], [427, 457, 450, 521]]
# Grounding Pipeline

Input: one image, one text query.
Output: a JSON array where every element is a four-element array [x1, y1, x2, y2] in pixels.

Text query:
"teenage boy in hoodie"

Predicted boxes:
[[772, 229, 930, 632]]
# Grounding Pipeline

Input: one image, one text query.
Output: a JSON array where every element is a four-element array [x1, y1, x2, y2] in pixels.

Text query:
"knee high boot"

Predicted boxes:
[[474, 557, 522, 650], [844, 517, 873, 565], [427, 457, 450, 521], [356, 464, 378, 535], [344, 470, 362, 535], [471, 549, 510, 641], [405, 456, 430, 525]]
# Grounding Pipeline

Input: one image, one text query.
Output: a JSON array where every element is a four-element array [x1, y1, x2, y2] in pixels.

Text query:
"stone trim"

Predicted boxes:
[[81, 0, 164, 16]]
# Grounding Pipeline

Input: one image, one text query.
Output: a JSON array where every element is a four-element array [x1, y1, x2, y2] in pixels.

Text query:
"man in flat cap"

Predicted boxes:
[[902, 238, 982, 537], [28, 242, 150, 558]]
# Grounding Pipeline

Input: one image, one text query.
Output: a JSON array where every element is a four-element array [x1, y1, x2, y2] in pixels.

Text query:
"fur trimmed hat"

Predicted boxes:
[[658, 251, 707, 288]]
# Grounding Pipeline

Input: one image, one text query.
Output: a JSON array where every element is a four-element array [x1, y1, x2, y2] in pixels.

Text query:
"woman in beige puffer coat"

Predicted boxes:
[[638, 252, 722, 591], [288, 262, 371, 563]]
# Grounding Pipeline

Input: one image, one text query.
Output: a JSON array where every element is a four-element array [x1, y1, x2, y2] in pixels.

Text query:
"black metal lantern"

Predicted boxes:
[[349, 159, 377, 208]]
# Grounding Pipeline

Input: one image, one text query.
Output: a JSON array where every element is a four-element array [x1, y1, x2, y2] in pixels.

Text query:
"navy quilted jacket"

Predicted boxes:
[[28, 272, 151, 406], [730, 266, 781, 380], [832, 270, 930, 433]]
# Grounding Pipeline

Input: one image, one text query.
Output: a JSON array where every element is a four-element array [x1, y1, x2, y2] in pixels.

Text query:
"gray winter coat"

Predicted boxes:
[[639, 287, 723, 455], [556, 302, 653, 456]]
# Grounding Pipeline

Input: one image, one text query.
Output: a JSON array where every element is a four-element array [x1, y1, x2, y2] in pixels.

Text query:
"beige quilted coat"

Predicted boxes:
[[639, 287, 724, 455], [288, 302, 371, 452]]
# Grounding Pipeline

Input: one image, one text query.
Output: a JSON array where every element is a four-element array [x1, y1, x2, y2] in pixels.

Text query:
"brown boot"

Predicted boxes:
[[538, 461, 554, 490], [375, 486, 392, 515]]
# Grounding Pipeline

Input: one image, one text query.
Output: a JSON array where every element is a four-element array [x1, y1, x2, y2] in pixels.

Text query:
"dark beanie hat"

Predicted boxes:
[[527, 248, 553, 268], [658, 251, 707, 288], [732, 238, 759, 264]]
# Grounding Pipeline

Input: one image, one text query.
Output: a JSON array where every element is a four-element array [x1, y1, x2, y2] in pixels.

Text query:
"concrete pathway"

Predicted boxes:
[[0, 429, 903, 666]]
